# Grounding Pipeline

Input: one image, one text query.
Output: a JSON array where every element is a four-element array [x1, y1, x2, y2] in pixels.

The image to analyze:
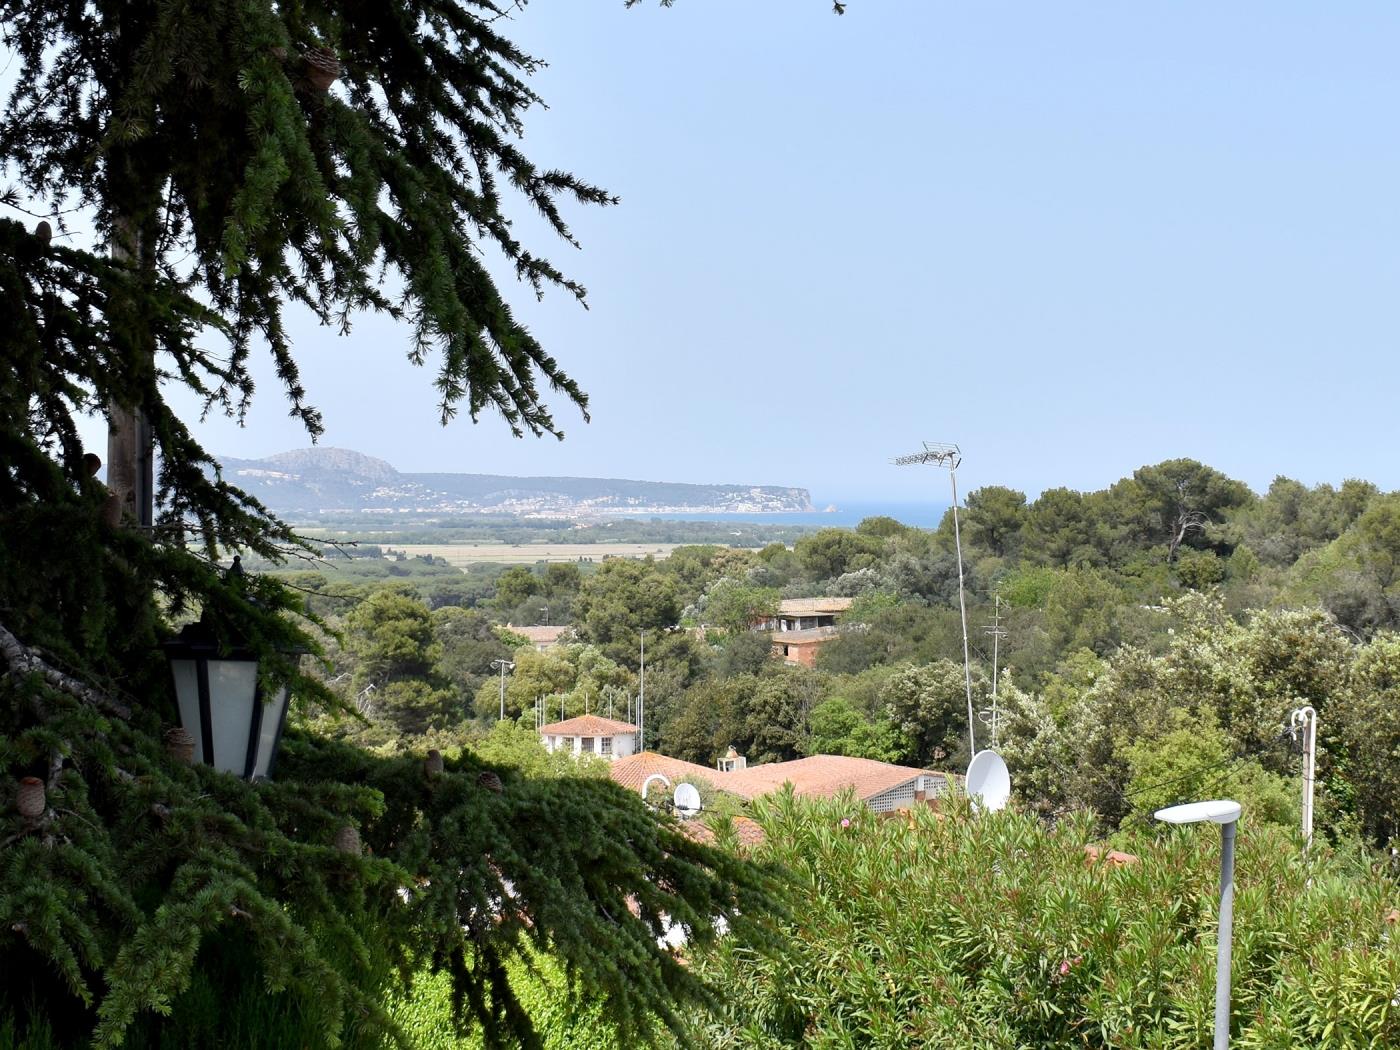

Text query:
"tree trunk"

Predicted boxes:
[[105, 212, 154, 529]]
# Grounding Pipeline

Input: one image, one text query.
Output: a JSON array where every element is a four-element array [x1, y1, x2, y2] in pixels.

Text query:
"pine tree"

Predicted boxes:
[[0, 3, 806, 1044]]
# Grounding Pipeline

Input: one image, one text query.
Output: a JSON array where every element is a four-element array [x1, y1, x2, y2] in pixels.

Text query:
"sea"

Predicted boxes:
[[631, 501, 950, 530]]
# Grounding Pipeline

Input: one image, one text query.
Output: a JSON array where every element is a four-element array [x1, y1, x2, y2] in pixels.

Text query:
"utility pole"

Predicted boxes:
[[980, 595, 1007, 749], [1290, 706, 1318, 851], [489, 659, 514, 721], [894, 442, 976, 755]]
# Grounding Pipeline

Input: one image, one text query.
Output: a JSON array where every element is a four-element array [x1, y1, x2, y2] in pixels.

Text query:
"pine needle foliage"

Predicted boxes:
[[0, 2, 792, 1044]]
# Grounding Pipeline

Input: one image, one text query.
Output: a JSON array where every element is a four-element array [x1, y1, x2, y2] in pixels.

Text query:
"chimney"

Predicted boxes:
[[718, 745, 746, 772]]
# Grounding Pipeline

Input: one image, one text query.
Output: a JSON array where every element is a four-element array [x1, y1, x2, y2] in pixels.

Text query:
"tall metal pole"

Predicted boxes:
[[1156, 800, 1240, 1050], [947, 464, 976, 756], [894, 442, 976, 756], [981, 596, 1007, 749], [638, 630, 646, 753], [490, 659, 514, 721], [1291, 706, 1317, 851], [1215, 819, 1237, 1050]]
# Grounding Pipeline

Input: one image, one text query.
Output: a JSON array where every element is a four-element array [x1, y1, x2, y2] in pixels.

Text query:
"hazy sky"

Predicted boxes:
[[84, 3, 1400, 503]]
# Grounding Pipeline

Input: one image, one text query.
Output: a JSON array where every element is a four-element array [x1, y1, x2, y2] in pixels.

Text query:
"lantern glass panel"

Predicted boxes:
[[251, 684, 289, 780], [169, 659, 200, 748], [209, 660, 259, 773]]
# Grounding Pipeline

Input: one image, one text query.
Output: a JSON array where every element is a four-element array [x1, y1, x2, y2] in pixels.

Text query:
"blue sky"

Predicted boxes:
[[85, 3, 1400, 503]]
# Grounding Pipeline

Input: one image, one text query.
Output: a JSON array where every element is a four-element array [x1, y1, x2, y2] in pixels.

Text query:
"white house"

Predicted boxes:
[[539, 714, 639, 761]]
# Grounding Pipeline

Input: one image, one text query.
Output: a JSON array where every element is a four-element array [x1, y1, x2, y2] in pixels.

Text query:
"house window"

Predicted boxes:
[[581, 737, 595, 754], [600, 736, 613, 755], [549, 735, 557, 749]]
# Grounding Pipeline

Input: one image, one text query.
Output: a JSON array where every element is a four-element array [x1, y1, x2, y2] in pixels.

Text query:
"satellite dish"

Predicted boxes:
[[673, 782, 702, 819], [966, 750, 1011, 812]]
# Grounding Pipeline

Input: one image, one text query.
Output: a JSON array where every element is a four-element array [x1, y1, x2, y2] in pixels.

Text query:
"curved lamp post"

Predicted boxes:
[[163, 621, 299, 780], [1156, 799, 1241, 1050]]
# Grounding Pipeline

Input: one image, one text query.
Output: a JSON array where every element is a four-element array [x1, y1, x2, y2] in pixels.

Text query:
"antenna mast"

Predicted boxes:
[[894, 441, 976, 755], [979, 595, 1007, 749]]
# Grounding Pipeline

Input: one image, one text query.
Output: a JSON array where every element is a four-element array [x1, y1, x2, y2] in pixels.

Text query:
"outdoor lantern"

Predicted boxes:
[[163, 622, 298, 780]]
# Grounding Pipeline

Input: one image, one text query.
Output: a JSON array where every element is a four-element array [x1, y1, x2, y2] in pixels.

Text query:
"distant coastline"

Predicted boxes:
[[617, 502, 949, 529]]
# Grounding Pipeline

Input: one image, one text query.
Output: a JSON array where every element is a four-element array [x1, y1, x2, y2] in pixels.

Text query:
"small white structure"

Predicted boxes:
[[717, 745, 747, 772], [540, 714, 639, 762]]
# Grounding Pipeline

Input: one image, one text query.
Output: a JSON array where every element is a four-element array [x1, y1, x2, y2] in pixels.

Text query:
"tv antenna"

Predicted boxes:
[[979, 595, 1007, 748], [894, 441, 976, 754]]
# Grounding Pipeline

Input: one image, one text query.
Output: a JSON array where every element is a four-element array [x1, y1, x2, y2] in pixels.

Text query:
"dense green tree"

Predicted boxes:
[[1355, 494, 1400, 589], [664, 545, 758, 604], [854, 515, 908, 539], [793, 529, 884, 581], [879, 660, 982, 768], [1127, 459, 1253, 562], [344, 589, 442, 687], [963, 485, 1029, 557], [1022, 487, 1095, 568], [0, 0, 820, 1041], [713, 630, 778, 678], [699, 578, 780, 635], [805, 697, 902, 762], [661, 678, 751, 766], [743, 669, 824, 765], [432, 605, 513, 700], [573, 559, 682, 660], [493, 565, 544, 612], [1335, 633, 1400, 843]]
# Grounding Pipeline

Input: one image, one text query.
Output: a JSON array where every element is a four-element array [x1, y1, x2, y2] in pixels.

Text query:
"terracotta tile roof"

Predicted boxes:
[[727, 815, 767, 847], [512, 625, 574, 646], [718, 754, 946, 802], [776, 597, 855, 616], [678, 815, 767, 849], [609, 751, 726, 794], [539, 714, 638, 736]]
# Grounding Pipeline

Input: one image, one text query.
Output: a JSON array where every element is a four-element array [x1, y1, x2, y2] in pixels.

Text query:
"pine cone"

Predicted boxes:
[[477, 770, 503, 794], [301, 47, 341, 92], [166, 727, 195, 765], [334, 825, 361, 855], [16, 777, 45, 820], [424, 749, 444, 778]]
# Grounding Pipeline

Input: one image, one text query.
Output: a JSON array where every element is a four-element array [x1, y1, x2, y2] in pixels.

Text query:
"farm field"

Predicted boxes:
[[382, 542, 720, 566]]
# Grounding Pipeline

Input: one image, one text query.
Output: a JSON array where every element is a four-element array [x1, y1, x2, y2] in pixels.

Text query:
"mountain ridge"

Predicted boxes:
[[219, 447, 814, 517]]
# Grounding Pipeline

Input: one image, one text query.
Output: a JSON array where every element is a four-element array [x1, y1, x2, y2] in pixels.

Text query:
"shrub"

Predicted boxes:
[[688, 791, 1400, 1049]]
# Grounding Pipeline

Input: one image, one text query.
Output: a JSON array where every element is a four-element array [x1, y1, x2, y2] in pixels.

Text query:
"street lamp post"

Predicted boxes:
[[490, 658, 515, 721], [1289, 706, 1317, 851], [894, 441, 976, 755], [1155, 799, 1242, 1050]]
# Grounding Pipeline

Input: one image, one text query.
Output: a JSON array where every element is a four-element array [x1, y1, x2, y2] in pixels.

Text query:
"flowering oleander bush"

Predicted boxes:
[[687, 791, 1400, 1049]]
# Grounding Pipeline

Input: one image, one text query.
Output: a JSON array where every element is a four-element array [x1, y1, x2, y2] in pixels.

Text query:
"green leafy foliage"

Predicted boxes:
[[688, 793, 1400, 1049]]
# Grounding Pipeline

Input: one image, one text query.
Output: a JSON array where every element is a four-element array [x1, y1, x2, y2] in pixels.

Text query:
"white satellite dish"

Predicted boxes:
[[673, 782, 702, 819], [965, 750, 1011, 812]]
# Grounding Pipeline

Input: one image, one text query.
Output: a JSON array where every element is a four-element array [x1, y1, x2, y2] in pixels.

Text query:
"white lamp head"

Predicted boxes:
[[1154, 799, 1241, 826]]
